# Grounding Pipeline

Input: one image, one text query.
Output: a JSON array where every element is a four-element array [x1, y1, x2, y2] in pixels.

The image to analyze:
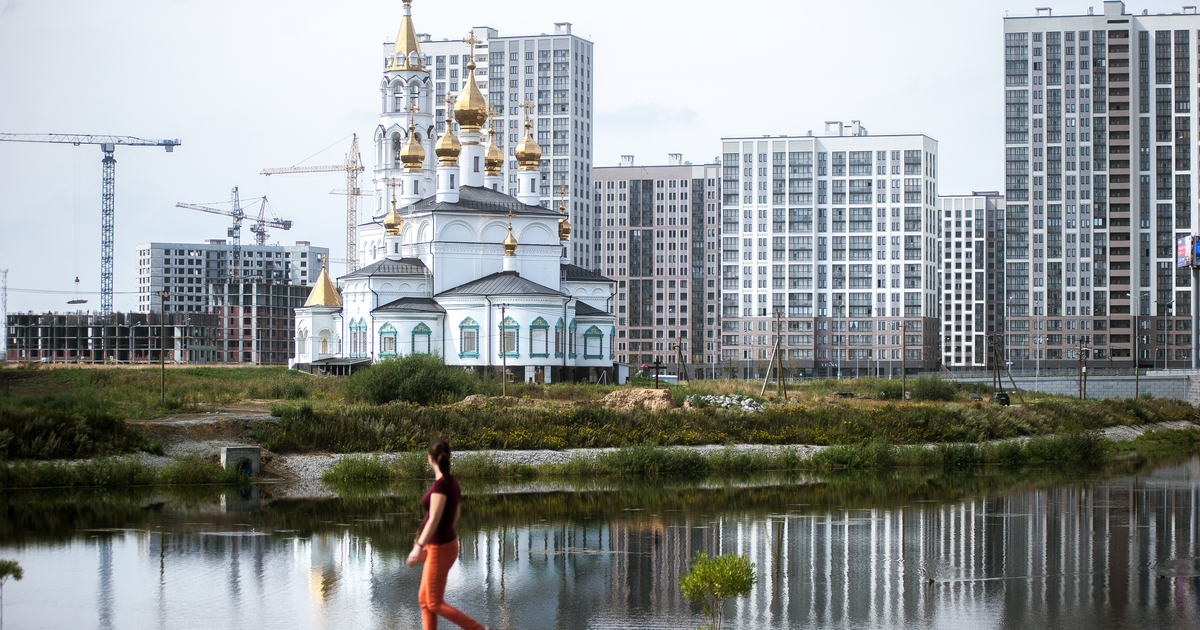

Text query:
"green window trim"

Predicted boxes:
[[379, 322, 398, 357], [530, 316, 550, 357], [583, 325, 604, 360], [459, 317, 480, 358], [412, 322, 432, 355], [500, 316, 520, 358], [554, 318, 565, 358]]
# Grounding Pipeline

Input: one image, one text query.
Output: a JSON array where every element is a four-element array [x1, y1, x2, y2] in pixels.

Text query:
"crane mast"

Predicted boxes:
[[0, 133, 180, 320]]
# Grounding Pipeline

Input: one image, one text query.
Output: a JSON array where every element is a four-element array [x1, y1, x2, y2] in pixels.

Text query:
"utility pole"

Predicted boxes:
[[900, 321, 907, 401], [159, 292, 166, 404], [0, 269, 7, 362], [500, 304, 507, 397]]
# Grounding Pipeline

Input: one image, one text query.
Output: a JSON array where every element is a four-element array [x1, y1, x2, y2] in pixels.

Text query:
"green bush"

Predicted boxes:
[[909, 377, 957, 402], [872, 379, 904, 400], [344, 354, 479, 406], [680, 551, 756, 630]]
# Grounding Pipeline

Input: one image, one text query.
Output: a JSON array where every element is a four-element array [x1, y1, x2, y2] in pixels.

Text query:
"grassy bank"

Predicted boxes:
[[262, 396, 1197, 454], [324, 429, 1200, 483], [1, 454, 250, 489]]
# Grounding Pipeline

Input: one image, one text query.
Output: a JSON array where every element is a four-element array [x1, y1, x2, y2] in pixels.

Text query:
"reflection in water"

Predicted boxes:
[[2, 459, 1198, 629]]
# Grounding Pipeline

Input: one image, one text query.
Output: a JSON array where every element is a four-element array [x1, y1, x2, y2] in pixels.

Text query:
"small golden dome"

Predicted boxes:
[[399, 124, 425, 172], [558, 216, 572, 242], [502, 221, 518, 256], [485, 125, 504, 175], [453, 46, 488, 132], [384, 199, 403, 236], [387, 0, 423, 72], [434, 107, 460, 166], [514, 119, 541, 171], [304, 266, 341, 307]]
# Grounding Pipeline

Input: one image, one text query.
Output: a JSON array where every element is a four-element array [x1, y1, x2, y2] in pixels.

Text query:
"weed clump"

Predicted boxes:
[[344, 355, 479, 406]]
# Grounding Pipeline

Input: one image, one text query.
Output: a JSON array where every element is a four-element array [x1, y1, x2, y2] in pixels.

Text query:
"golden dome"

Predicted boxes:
[[453, 38, 488, 133], [303, 266, 341, 307], [502, 221, 518, 256], [383, 198, 403, 236], [484, 125, 504, 175], [399, 123, 425, 172], [387, 0, 423, 72], [514, 119, 541, 171], [434, 106, 460, 166], [558, 216, 572, 241]]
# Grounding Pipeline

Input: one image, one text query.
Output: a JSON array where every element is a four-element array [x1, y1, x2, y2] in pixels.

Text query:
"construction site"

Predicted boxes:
[[0, 132, 364, 366]]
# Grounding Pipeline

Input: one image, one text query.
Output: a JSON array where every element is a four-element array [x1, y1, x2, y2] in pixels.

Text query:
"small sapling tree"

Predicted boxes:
[[0, 559, 23, 630], [679, 551, 756, 630]]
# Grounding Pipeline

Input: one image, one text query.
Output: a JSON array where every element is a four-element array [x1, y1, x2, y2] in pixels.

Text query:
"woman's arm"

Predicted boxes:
[[407, 492, 446, 567]]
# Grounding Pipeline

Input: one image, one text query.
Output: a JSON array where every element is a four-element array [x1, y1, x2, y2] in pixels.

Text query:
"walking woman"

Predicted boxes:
[[406, 440, 490, 630]]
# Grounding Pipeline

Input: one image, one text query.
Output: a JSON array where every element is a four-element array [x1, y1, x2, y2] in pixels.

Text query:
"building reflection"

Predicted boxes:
[[24, 459, 1200, 629]]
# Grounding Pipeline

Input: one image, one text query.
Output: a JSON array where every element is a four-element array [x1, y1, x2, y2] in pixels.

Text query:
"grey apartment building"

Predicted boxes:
[[592, 155, 723, 376], [1004, 1, 1198, 369], [938, 192, 1006, 370], [721, 122, 941, 379]]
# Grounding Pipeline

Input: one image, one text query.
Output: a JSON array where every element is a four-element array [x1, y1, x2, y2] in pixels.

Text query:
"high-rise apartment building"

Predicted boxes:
[[592, 155, 723, 376], [938, 192, 1005, 370], [381, 19, 595, 267], [721, 123, 941, 379], [135, 240, 328, 314], [1004, 1, 1197, 369]]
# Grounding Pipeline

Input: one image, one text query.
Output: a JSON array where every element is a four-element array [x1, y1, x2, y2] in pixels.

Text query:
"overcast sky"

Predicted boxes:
[[0, 0, 1167, 314]]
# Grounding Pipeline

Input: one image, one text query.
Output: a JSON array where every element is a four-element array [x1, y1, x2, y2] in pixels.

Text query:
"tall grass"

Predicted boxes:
[[2, 454, 250, 489], [259, 395, 1195, 455]]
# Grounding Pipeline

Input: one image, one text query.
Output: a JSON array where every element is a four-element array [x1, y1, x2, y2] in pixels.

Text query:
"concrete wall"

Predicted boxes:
[[946, 371, 1200, 405]]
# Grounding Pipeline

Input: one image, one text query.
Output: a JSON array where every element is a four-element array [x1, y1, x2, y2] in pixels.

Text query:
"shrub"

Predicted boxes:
[[873, 379, 904, 400], [344, 354, 479, 406], [679, 551, 756, 630], [909, 377, 957, 402]]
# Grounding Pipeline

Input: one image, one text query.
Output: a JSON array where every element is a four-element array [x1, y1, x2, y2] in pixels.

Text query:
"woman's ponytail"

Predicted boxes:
[[428, 439, 452, 475]]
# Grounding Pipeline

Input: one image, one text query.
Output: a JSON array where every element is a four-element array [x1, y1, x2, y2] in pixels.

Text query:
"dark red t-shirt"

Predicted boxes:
[[421, 474, 460, 545]]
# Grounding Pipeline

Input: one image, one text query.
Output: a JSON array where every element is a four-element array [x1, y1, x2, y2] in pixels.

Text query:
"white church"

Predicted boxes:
[[291, 0, 616, 383]]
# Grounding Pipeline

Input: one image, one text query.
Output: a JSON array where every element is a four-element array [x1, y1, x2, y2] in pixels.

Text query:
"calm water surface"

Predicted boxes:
[[2, 459, 1199, 629]]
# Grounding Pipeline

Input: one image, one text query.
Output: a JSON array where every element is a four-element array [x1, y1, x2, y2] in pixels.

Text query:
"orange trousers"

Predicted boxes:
[[419, 539, 484, 630]]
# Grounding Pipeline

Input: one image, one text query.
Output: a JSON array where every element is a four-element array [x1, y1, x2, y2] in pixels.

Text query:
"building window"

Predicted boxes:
[[379, 322, 398, 357], [568, 319, 578, 358], [555, 318, 565, 358], [530, 316, 550, 357], [412, 322, 431, 355], [583, 325, 604, 359], [459, 317, 479, 358], [501, 316, 520, 357]]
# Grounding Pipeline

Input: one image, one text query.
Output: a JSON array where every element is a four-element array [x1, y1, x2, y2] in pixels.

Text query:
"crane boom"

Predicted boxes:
[[260, 164, 343, 176], [0, 134, 179, 150], [260, 134, 362, 272], [0, 132, 180, 320]]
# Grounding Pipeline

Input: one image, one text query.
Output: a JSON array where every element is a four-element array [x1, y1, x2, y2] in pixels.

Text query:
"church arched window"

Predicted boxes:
[[554, 318, 564, 358], [529, 317, 549, 358], [500, 317, 519, 357], [412, 322, 431, 355], [459, 317, 479, 358], [583, 326, 603, 359], [379, 323, 397, 357], [568, 319, 577, 358], [609, 327, 615, 360], [392, 133, 403, 169]]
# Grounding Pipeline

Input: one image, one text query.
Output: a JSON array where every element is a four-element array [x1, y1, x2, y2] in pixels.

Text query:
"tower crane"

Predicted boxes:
[[176, 189, 292, 282], [0, 133, 180, 320], [261, 134, 363, 273]]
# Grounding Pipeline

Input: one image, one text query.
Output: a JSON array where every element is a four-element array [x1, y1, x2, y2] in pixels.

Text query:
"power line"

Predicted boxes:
[[7, 287, 140, 295]]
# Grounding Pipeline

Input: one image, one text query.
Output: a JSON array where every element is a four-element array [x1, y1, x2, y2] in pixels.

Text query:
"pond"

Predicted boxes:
[[2, 457, 1199, 629]]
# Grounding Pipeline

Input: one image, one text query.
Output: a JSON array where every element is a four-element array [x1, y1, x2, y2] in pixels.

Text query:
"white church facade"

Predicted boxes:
[[290, 0, 616, 383]]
